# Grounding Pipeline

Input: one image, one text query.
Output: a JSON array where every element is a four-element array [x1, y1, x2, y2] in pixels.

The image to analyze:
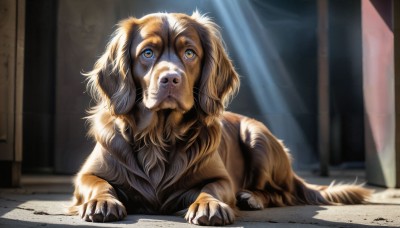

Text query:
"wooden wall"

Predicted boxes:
[[0, 0, 25, 186], [53, 0, 117, 173]]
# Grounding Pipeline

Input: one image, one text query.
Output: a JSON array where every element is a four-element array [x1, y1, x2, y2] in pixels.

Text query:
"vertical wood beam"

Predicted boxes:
[[15, 0, 25, 165], [0, 0, 24, 187], [317, 0, 330, 176]]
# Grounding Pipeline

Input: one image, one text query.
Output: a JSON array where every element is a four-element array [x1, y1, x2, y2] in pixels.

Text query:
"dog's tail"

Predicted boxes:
[[293, 174, 373, 205]]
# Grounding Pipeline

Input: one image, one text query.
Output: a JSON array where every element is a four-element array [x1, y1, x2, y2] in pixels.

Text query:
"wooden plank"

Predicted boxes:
[[317, 0, 330, 176], [0, 0, 16, 160], [15, 0, 25, 162], [0, 0, 24, 187]]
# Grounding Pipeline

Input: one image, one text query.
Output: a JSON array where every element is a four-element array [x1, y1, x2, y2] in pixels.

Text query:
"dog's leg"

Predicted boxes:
[[69, 174, 127, 222], [185, 187, 235, 226], [236, 117, 371, 210], [234, 117, 299, 210], [185, 193, 235, 226], [184, 154, 236, 226]]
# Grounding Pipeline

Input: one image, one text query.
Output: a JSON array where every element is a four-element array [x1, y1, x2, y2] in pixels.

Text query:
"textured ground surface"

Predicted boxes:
[[1, 172, 399, 227]]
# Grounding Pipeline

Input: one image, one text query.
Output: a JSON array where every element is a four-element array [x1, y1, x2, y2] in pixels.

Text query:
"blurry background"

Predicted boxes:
[[1, 0, 399, 187]]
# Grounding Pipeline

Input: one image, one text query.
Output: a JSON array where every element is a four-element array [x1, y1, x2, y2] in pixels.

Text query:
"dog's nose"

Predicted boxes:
[[159, 73, 181, 87]]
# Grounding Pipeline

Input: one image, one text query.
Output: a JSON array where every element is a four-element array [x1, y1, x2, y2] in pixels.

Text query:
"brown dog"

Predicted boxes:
[[69, 12, 371, 225]]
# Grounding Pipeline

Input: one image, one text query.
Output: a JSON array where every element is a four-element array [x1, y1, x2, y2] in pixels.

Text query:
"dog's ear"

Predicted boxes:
[[86, 18, 138, 115], [192, 12, 240, 122]]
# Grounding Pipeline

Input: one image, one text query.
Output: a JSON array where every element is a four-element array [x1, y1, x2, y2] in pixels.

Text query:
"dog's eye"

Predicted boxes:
[[142, 49, 154, 59], [184, 49, 196, 59]]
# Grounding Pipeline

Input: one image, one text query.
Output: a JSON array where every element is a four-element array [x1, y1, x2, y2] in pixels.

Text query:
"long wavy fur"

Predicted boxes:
[[69, 12, 371, 225]]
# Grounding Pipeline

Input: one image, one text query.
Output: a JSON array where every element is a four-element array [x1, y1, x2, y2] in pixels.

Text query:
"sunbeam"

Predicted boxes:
[[212, 0, 315, 168]]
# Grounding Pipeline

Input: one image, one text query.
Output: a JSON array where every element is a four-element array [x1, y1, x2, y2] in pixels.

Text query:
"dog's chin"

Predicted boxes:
[[145, 96, 193, 113]]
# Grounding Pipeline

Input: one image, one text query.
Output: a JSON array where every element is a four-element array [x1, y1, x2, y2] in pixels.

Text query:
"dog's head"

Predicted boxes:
[[87, 12, 239, 123]]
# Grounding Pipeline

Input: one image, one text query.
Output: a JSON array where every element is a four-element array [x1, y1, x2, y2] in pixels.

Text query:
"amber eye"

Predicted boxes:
[[184, 49, 196, 59], [142, 49, 154, 59]]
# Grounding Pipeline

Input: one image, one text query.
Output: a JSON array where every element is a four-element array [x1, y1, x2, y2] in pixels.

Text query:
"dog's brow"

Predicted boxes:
[[176, 36, 196, 49], [138, 19, 166, 38], [139, 28, 163, 40], [167, 15, 178, 29], [135, 35, 163, 56], [166, 15, 184, 35], [167, 16, 189, 39]]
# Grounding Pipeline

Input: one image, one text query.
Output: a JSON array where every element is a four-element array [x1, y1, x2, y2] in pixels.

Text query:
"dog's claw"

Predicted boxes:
[[79, 197, 126, 223], [185, 199, 234, 226]]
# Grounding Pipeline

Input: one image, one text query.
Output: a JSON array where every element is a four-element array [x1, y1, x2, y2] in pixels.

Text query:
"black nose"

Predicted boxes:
[[159, 73, 181, 86]]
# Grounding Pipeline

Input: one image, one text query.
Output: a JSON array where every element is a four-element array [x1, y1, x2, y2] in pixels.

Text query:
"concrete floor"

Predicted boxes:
[[1, 171, 399, 227]]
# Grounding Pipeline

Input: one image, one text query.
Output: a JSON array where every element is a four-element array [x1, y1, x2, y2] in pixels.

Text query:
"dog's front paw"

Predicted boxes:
[[79, 196, 127, 222], [185, 193, 235, 226]]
